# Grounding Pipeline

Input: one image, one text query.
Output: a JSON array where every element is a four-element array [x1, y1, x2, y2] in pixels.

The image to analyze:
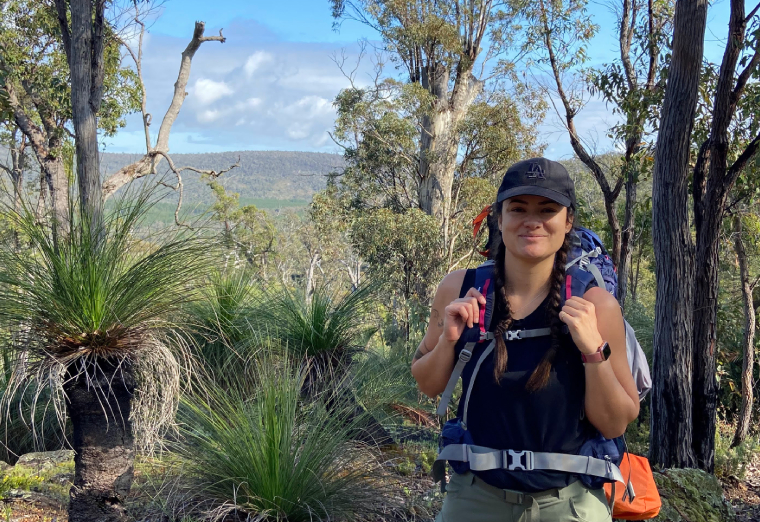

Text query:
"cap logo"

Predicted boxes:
[[526, 162, 545, 180]]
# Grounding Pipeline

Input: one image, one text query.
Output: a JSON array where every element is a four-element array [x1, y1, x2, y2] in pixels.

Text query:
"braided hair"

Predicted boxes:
[[490, 202, 573, 390]]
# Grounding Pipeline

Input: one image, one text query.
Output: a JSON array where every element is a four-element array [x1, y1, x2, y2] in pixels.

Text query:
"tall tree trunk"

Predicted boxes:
[[732, 215, 755, 448], [418, 63, 482, 250], [618, 166, 637, 310], [41, 155, 70, 238], [305, 251, 321, 306], [65, 0, 104, 226], [64, 359, 135, 522], [649, 0, 706, 469], [690, 0, 758, 471]]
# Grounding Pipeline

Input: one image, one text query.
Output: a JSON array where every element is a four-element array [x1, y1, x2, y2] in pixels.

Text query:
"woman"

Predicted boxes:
[[411, 158, 639, 522]]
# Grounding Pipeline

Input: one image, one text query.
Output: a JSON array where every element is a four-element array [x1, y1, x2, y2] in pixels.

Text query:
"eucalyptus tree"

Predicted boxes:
[[649, 0, 706, 469], [0, 0, 140, 235], [520, 0, 672, 308], [330, 0, 543, 252], [688, 0, 760, 470]]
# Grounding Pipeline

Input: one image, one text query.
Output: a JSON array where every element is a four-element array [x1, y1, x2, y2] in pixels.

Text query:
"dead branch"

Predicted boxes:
[[151, 150, 240, 226], [102, 21, 226, 199]]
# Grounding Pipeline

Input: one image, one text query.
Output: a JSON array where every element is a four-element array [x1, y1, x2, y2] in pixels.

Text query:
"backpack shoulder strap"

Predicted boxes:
[[563, 265, 597, 302], [435, 263, 495, 416]]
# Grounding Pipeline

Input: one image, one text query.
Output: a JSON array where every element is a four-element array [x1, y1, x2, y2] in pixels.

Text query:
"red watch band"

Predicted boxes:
[[581, 342, 609, 363]]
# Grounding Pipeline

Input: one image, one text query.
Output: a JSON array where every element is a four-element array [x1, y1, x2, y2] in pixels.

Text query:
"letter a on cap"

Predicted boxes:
[[526, 162, 545, 179]]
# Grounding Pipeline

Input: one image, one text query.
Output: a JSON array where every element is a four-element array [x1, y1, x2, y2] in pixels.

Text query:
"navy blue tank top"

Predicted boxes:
[[455, 270, 595, 492]]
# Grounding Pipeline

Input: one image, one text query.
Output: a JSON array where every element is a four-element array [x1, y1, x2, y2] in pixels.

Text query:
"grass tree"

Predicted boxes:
[[185, 268, 260, 377], [253, 282, 393, 445], [0, 190, 211, 522], [175, 354, 389, 522]]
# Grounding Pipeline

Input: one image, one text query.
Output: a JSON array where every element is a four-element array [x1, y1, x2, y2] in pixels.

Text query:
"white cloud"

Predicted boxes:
[[198, 109, 221, 123], [244, 51, 274, 78], [193, 78, 234, 105]]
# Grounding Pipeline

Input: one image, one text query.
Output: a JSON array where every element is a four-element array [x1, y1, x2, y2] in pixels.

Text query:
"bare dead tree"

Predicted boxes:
[[104, 14, 236, 219]]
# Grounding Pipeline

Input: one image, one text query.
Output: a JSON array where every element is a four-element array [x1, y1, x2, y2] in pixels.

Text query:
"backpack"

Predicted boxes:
[[432, 221, 659, 519]]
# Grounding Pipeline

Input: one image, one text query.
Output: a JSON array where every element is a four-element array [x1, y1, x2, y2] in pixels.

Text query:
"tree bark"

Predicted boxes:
[[64, 359, 135, 522], [417, 63, 482, 248], [4, 80, 70, 235], [732, 216, 755, 448], [618, 166, 637, 310], [649, 0, 706, 469], [690, 0, 760, 471], [63, 0, 105, 226]]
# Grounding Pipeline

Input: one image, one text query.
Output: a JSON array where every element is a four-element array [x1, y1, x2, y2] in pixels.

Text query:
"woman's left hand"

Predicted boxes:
[[559, 296, 605, 356]]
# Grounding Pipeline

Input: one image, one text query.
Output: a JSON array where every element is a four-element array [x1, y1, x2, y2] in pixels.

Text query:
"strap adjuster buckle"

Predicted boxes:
[[506, 450, 534, 471], [459, 349, 472, 363], [505, 330, 522, 341]]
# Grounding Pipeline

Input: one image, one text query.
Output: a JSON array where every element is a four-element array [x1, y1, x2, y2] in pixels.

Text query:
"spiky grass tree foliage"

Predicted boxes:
[[254, 283, 377, 396], [185, 268, 259, 377], [175, 355, 389, 522], [0, 192, 211, 522], [253, 283, 393, 445]]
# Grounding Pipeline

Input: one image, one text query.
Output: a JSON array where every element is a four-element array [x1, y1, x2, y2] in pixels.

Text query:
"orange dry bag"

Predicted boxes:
[[604, 453, 661, 520]]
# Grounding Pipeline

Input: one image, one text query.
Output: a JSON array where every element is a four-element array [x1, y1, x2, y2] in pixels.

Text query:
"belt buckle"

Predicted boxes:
[[460, 349, 472, 362], [508, 450, 534, 471]]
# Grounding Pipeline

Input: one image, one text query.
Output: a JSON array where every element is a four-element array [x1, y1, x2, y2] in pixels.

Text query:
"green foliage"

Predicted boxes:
[[208, 180, 277, 271], [653, 468, 735, 522], [253, 282, 378, 382], [0, 0, 140, 140], [0, 190, 211, 363], [174, 355, 388, 521], [184, 268, 260, 375], [0, 468, 44, 498], [714, 422, 760, 480]]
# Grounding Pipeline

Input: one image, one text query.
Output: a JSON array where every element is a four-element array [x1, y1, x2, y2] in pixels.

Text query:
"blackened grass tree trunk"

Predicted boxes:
[[649, 0, 706, 469], [690, 0, 760, 471], [732, 215, 756, 448]]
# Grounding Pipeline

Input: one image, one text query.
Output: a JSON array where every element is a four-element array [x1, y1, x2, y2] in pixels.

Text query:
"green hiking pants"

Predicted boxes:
[[436, 472, 612, 522]]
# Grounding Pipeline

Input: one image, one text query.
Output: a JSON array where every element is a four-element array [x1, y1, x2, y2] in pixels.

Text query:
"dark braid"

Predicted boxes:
[[491, 237, 513, 381], [525, 232, 571, 392]]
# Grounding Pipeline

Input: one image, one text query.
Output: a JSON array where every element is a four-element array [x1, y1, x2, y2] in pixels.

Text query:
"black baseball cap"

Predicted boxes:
[[496, 158, 576, 209]]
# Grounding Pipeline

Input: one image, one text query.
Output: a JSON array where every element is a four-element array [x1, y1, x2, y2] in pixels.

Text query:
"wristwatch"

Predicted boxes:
[[581, 342, 611, 363]]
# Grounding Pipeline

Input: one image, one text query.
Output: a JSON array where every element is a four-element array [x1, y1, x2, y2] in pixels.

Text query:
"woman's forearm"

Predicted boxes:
[[584, 360, 639, 438], [411, 334, 457, 398]]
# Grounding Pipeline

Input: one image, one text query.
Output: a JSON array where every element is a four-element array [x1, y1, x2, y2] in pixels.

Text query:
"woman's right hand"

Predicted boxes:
[[442, 288, 486, 343]]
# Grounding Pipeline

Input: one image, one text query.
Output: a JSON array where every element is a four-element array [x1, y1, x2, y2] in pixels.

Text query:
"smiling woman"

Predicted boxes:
[[411, 158, 640, 522]]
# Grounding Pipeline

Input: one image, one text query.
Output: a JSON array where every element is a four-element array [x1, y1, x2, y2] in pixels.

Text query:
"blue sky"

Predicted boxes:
[[104, 0, 735, 161]]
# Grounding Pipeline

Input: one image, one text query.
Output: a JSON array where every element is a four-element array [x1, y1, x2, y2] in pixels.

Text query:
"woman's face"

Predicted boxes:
[[497, 195, 572, 262]]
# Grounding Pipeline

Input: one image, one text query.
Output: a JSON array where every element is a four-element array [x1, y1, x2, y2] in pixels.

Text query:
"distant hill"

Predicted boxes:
[[100, 150, 345, 204]]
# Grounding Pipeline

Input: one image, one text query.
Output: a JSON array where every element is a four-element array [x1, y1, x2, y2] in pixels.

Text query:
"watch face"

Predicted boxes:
[[602, 343, 611, 360]]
